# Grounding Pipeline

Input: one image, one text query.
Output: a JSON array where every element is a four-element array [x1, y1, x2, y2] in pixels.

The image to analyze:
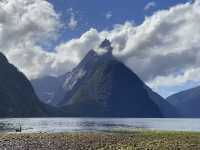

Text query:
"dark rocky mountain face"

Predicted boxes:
[[0, 52, 46, 117], [61, 57, 162, 117], [50, 39, 176, 117], [167, 86, 200, 117], [146, 88, 178, 117], [99, 38, 113, 51]]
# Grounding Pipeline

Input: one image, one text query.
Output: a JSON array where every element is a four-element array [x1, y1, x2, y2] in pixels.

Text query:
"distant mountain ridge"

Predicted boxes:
[[167, 86, 200, 117], [31, 75, 65, 104]]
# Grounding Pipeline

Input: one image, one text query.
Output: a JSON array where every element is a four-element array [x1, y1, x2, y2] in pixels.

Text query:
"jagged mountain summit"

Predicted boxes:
[[49, 39, 176, 117], [0, 52, 46, 117], [32, 39, 114, 105], [99, 38, 113, 52]]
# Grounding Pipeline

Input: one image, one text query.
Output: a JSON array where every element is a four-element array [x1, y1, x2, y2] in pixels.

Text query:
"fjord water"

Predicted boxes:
[[1, 118, 200, 133]]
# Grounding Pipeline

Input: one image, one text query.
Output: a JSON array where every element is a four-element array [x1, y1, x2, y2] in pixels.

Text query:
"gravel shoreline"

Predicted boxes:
[[0, 131, 200, 150]]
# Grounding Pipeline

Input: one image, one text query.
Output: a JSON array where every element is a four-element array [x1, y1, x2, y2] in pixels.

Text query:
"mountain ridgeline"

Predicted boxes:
[[167, 86, 200, 117], [33, 39, 177, 117], [0, 40, 178, 118], [0, 52, 45, 117]]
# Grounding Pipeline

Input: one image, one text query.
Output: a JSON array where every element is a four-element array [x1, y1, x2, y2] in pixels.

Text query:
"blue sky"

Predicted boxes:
[[49, 0, 189, 43]]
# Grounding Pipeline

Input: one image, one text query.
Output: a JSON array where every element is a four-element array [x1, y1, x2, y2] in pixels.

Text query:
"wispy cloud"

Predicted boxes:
[[68, 16, 78, 30], [144, 1, 156, 11], [105, 11, 112, 19], [67, 8, 78, 31]]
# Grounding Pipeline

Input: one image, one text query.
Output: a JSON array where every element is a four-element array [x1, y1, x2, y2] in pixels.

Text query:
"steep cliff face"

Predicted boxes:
[[0, 52, 45, 117]]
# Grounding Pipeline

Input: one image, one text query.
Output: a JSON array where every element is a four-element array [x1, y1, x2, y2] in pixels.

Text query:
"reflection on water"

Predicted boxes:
[[0, 118, 200, 133]]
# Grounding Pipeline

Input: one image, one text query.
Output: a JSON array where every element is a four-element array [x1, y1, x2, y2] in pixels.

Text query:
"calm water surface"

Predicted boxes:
[[0, 118, 200, 133]]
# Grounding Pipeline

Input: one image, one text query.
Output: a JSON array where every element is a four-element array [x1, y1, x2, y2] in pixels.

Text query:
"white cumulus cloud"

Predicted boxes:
[[100, 0, 200, 95], [0, 0, 62, 78], [1, 0, 200, 97]]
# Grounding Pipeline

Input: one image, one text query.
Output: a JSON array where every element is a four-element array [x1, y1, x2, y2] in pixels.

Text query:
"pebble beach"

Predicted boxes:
[[0, 131, 200, 150]]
